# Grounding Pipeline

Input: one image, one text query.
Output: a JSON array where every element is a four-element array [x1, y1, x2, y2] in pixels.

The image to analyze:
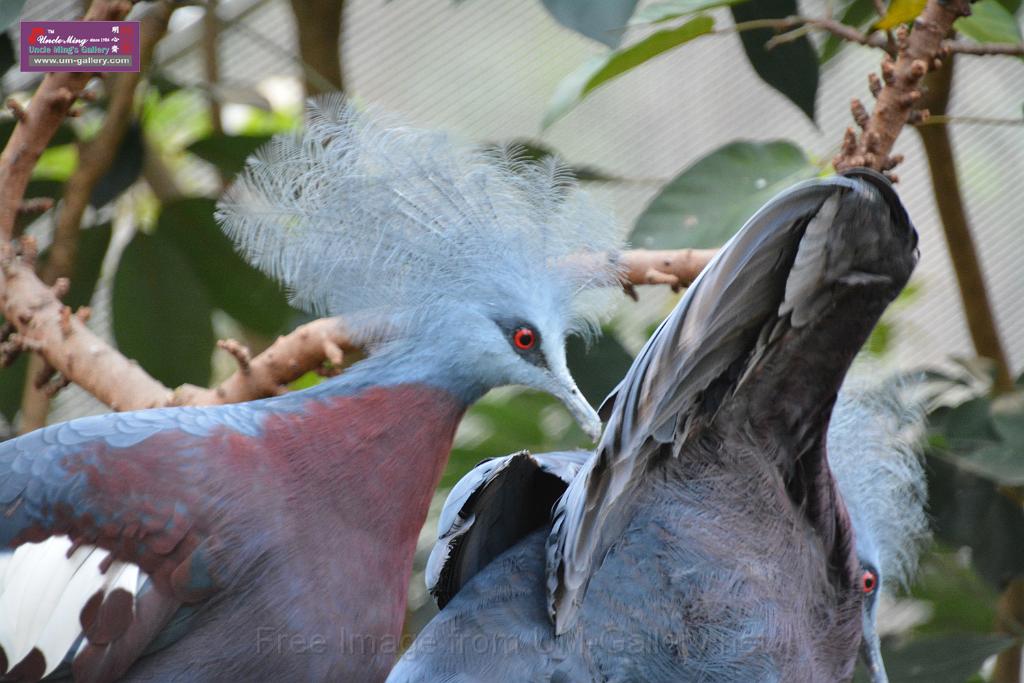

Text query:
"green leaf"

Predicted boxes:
[[156, 198, 292, 334], [187, 133, 272, 176], [544, 16, 715, 127], [629, 0, 744, 25], [853, 634, 1015, 683], [731, 0, 819, 121], [991, 391, 1024, 446], [113, 231, 214, 388], [632, 140, 816, 249], [955, 0, 1024, 52], [820, 0, 876, 63], [926, 452, 1024, 587], [0, 354, 28, 425], [38, 223, 112, 311], [566, 331, 634, 406], [936, 445, 1024, 486], [148, 72, 183, 97], [929, 396, 1000, 450], [443, 391, 591, 489], [865, 320, 892, 356], [995, 0, 1021, 16], [0, 0, 26, 31], [90, 122, 144, 208], [540, 0, 640, 48], [0, 32, 15, 77], [911, 547, 999, 635]]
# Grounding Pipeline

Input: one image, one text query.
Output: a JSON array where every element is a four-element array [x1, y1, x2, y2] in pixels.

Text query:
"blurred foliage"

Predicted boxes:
[[955, 0, 1024, 54], [187, 133, 273, 176], [90, 122, 144, 208], [854, 633, 1015, 682], [730, 0, 819, 121], [113, 229, 216, 387], [539, 0, 639, 48], [632, 140, 817, 248], [924, 364, 1024, 589], [544, 16, 714, 127]]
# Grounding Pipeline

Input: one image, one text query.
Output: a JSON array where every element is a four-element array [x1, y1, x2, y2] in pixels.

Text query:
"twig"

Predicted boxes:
[[41, 1, 172, 285], [202, 0, 224, 136], [918, 114, 1024, 127], [617, 248, 716, 300], [945, 40, 1024, 56], [16, 198, 55, 215], [2, 253, 173, 410], [286, 0, 345, 97], [729, 16, 891, 53], [175, 319, 357, 405]]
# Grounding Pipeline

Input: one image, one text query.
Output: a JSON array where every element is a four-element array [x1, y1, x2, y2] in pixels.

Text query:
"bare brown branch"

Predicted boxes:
[[945, 40, 1024, 56], [832, 0, 973, 174], [617, 248, 716, 299], [18, 1, 174, 432], [2, 251, 173, 411], [176, 319, 358, 405], [0, 245, 713, 415]]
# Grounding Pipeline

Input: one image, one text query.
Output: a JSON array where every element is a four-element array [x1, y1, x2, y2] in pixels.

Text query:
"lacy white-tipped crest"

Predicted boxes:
[[216, 96, 623, 340], [830, 377, 931, 589]]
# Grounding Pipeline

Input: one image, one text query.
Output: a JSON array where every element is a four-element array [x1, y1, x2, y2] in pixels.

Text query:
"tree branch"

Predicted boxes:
[[0, 0, 134, 242], [832, 0, 974, 176], [18, 1, 174, 432], [750, 15, 1023, 59], [0, 0, 715, 419], [946, 40, 1024, 56], [287, 0, 345, 97], [0, 244, 711, 414], [2, 242, 173, 411], [617, 248, 716, 299]]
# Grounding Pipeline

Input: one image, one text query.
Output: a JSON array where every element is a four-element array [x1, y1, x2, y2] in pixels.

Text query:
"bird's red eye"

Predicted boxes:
[[513, 327, 536, 350], [861, 570, 878, 595]]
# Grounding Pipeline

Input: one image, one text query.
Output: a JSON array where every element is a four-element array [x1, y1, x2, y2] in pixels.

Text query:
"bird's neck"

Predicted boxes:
[[260, 347, 476, 657], [299, 340, 492, 406]]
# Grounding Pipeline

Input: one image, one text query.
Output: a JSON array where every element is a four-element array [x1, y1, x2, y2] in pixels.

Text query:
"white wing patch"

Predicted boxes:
[[0, 536, 148, 678]]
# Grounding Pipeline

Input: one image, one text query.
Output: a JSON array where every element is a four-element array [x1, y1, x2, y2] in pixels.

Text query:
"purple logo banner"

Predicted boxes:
[[20, 21, 141, 73]]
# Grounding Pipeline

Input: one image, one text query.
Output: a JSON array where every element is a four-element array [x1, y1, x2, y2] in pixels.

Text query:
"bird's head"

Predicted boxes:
[[855, 532, 886, 682], [828, 380, 930, 683], [216, 96, 623, 440]]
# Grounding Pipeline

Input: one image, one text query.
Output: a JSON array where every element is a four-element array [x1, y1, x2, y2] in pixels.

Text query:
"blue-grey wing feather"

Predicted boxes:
[[546, 173, 906, 633], [427, 450, 590, 608]]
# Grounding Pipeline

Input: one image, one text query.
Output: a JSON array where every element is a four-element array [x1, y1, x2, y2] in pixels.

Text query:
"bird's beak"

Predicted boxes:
[[542, 351, 602, 441], [555, 376, 602, 442], [860, 614, 889, 683]]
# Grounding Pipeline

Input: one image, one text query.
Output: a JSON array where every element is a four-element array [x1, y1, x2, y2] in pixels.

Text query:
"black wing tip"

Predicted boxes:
[[838, 167, 915, 238]]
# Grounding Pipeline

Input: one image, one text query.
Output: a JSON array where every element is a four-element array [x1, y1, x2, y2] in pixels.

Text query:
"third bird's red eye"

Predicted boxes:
[[513, 327, 536, 350], [861, 570, 877, 594]]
